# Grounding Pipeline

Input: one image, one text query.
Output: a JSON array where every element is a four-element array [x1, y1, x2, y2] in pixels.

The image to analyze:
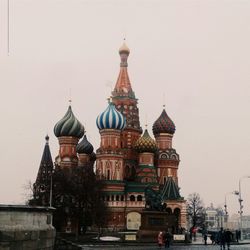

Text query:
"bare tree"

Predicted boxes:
[[187, 192, 206, 229], [51, 163, 107, 236]]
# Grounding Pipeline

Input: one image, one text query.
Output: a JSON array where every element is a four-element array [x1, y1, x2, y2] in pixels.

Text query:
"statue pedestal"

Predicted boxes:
[[137, 210, 170, 242]]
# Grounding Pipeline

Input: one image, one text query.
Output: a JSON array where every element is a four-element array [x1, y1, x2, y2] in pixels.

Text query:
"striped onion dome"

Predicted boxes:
[[76, 135, 94, 155], [152, 108, 175, 135], [134, 129, 157, 153], [96, 101, 126, 130], [54, 106, 85, 139]]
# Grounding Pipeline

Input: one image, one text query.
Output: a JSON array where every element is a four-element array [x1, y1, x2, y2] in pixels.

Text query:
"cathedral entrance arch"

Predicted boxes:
[[126, 212, 141, 230]]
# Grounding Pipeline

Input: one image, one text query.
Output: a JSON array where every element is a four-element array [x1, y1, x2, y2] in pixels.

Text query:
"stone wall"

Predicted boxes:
[[0, 205, 56, 250]]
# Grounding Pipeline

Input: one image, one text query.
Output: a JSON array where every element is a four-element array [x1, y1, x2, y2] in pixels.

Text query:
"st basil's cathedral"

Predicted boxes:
[[34, 42, 187, 232]]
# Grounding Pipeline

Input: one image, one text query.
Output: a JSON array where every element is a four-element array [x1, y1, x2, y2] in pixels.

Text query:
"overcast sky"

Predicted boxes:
[[0, 0, 250, 216]]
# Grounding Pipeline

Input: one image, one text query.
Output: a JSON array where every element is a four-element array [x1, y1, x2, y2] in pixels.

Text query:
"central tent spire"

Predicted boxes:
[[112, 41, 135, 99]]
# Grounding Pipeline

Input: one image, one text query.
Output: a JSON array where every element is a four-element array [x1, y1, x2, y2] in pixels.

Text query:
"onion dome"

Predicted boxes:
[[54, 105, 85, 138], [76, 135, 94, 155], [152, 108, 175, 135], [134, 129, 158, 153], [96, 101, 126, 130], [119, 42, 130, 54]]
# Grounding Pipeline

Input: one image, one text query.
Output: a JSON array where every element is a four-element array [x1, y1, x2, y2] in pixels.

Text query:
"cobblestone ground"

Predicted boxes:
[[80, 244, 250, 250]]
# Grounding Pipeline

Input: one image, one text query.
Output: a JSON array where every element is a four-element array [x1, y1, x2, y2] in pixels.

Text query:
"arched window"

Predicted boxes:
[[116, 195, 119, 201], [166, 207, 172, 215], [121, 195, 124, 201], [126, 212, 141, 230], [171, 154, 177, 160], [137, 195, 142, 201], [106, 196, 110, 201], [107, 170, 110, 180], [111, 195, 114, 201], [130, 195, 135, 201], [174, 208, 180, 215]]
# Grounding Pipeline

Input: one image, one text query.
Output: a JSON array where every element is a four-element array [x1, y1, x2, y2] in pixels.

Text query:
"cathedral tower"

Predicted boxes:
[[134, 129, 158, 187], [112, 42, 142, 180], [96, 100, 127, 229], [54, 105, 85, 168], [153, 107, 180, 185], [76, 135, 94, 166], [96, 100, 126, 182], [33, 135, 53, 206]]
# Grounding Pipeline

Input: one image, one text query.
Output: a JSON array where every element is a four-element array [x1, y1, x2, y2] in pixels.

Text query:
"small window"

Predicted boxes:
[[130, 195, 135, 201], [107, 170, 110, 180], [137, 195, 142, 201], [116, 195, 119, 201]]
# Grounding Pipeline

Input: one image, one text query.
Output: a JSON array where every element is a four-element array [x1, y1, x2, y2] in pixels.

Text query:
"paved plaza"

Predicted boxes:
[[80, 244, 250, 250]]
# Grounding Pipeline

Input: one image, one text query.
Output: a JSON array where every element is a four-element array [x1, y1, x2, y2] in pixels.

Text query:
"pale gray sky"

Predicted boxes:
[[0, 0, 250, 215]]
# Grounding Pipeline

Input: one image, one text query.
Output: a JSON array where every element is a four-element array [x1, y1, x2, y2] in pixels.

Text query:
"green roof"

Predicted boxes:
[[101, 191, 124, 195], [125, 182, 148, 192], [137, 165, 156, 170], [161, 177, 181, 200]]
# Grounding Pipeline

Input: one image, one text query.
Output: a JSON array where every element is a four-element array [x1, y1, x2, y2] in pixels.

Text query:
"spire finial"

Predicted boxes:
[[107, 97, 112, 104], [163, 93, 166, 109], [69, 88, 72, 106], [45, 134, 49, 143]]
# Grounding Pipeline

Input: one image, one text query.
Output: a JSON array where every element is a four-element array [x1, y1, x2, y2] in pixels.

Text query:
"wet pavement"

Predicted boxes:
[[80, 243, 250, 250]]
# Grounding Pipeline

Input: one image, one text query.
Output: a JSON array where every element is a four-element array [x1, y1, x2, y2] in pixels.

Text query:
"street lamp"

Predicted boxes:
[[49, 169, 55, 207], [224, 191, 239, 229], [238, 175, 250, 241]]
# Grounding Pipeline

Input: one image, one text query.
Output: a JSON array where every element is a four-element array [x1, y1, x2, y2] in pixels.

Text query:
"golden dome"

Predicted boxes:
[[134, 129, 157, 153]]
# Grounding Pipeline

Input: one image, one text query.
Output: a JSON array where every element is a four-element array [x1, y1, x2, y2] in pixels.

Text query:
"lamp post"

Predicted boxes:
[[49, 169, 54, 207], [238, 176, 250, 241], [224, 191, 239, 229]]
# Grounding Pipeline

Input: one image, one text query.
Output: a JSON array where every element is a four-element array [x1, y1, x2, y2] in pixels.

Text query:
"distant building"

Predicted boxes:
[[205, 204, 224, 230], [227, 213, 239, 230], [242, 215, 250, 230]]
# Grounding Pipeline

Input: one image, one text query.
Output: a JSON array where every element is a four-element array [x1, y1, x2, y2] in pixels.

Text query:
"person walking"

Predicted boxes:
[[210, 233, 215, 245], [225, 229, 232, 250], [235, 230, 239, 243], [164, 230, 172, 248], [203, 233, 208, 245], [218, 228, 226, 250], [157, 231, 164, 249]]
